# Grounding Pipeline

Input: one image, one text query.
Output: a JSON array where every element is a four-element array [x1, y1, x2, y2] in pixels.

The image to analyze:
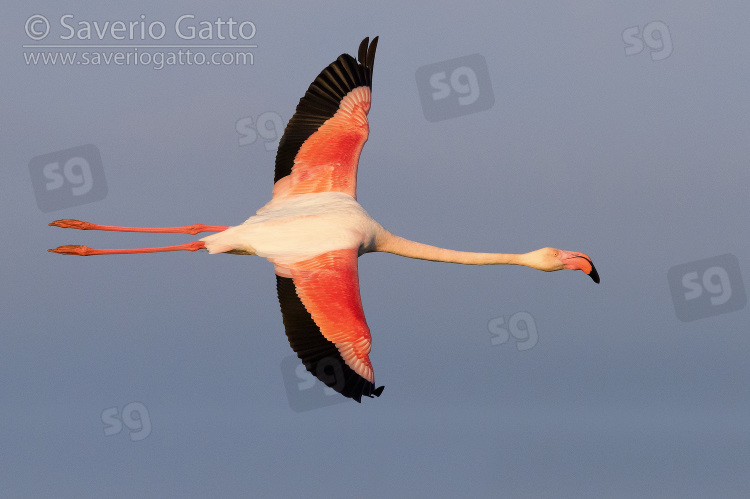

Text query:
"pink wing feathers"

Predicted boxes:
[[272, 37, 377, 200], [273, 37, 383, 402], [277, 249, 383, 401]]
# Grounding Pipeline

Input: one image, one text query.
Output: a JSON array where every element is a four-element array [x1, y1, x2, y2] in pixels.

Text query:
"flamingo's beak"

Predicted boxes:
[[559, 251, 600, 284]]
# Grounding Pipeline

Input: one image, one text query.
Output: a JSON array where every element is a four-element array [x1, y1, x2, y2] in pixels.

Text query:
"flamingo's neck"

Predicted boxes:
[[374, 232, 523, 266]]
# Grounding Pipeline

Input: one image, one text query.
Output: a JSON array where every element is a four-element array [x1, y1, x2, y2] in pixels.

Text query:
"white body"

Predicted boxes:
[[200, 192, 384, 266]]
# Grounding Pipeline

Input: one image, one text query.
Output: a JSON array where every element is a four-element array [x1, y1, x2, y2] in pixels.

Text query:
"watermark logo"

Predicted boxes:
[[29, 144, 107, 212], [415, 53, 494, 122], [236, 111, 284, 151], [281, 355, 348, 412], [22, 14, 257, 70], [101, 401, 151, 441], [488, 311, 538, 351], [668, 254, 746, 322], [623, 21, 673, 61], [24, 14, 257, 42]]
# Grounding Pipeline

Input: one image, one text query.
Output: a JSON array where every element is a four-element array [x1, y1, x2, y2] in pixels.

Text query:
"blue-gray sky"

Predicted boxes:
[[3, 1, 749, 497]]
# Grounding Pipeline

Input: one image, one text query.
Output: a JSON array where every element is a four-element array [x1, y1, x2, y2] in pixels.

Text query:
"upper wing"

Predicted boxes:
[[272, 37, 378, 200], [276, 248, 384, 402]]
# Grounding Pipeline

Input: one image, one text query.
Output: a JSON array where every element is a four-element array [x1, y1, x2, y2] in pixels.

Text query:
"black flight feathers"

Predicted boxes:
[[273, 37, 379, 183], [276, 275, 384, 403]]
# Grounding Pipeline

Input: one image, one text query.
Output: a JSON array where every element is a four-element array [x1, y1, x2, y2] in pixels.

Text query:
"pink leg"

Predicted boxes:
[[49, 219, 228, 235], [48, 241, 206, 256]]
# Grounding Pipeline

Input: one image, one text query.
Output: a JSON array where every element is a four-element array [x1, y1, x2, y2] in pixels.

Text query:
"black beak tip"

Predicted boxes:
[[588, 265, 600, 284]]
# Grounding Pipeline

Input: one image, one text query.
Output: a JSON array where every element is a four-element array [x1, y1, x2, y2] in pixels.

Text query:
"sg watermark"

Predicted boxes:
[[236, 111, 285, 151], [415, 53, 494, 122], [488, 311, 538, 351], [623, 21, 673, 61], [101, 401, 151, 441], [281, 355, 348, 412], [668, 254, 746, 322], [29, 144, 107, 212]]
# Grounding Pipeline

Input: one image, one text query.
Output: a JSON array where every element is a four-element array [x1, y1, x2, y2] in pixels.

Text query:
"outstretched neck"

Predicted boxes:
[[375, 232, 523, 266]]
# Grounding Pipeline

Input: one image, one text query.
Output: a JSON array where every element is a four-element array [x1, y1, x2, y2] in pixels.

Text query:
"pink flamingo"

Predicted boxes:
[[49, 37, 598, 402]]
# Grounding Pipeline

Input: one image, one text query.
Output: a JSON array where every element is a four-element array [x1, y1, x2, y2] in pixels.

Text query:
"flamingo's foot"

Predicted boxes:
[[49, 219, 93, 230], [48, 244, 92, 256]]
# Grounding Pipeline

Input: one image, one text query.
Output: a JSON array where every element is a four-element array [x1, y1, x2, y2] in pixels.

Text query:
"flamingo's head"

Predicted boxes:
[[528, 248, 600, 283]]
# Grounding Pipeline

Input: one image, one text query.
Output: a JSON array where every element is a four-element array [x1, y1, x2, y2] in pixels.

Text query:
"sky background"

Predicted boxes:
[[3, 1, 749, 497]]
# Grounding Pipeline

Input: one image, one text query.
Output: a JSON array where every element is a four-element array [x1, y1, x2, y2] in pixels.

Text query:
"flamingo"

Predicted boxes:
[[49, 37, 599, 402]]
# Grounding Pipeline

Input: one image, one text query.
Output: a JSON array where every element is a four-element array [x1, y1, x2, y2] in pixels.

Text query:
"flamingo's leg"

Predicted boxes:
[[48, 241, 206, 256], [49, 219, 228, 235]]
